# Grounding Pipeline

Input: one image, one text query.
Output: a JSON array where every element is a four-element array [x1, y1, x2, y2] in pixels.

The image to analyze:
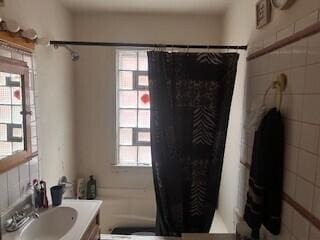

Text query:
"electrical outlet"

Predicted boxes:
[[0, 0, 4, 7]]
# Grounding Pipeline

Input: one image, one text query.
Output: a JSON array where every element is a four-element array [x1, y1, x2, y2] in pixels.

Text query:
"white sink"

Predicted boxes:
[[20, 207, 77, 240], [3, 200, 102, 240]]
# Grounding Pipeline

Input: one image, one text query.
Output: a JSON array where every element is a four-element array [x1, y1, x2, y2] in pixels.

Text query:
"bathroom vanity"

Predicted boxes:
[[2, 199, 236, 240], [2, 199, 102, 240]]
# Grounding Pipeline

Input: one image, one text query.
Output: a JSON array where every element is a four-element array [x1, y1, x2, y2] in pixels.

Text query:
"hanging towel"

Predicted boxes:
[[244, 108, 284, 237]]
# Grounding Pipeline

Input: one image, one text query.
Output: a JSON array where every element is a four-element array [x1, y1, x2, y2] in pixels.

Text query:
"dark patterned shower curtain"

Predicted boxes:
[[148, 51, 239, 236]]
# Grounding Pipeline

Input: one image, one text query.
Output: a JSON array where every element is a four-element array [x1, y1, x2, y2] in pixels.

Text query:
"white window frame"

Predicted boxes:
[[115, 49, 151, 167]]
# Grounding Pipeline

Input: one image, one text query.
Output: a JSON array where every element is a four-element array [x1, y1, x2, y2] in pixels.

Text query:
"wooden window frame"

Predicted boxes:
[[0, 56, 32, 173]]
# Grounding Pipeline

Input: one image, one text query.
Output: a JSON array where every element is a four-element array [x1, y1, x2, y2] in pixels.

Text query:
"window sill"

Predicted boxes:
[[112, 164, 152, 168]]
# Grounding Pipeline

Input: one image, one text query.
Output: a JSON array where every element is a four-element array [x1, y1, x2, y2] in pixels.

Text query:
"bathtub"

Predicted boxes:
[[96, 187, 156, 234]]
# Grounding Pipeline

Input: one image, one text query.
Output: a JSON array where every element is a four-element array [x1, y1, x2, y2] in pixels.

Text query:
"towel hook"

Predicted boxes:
[[263, 73, 287, 111]]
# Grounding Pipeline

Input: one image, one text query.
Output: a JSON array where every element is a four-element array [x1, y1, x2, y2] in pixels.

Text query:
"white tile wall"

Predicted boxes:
[[283, 170, 297, 199], [0, 173, 8, 211], [309, 225, 320, 240], [295, 11, 319, 33], [240, 12, 320, 240], [0, 44, 40, 214], [284, 145, 299, 173], [295, 176, 314, 211], [307, 32, 320, 65], [299, 123, 319, 154], [297, 150, 317, 182], [291, 211, 310, 240], [316, 157, 320, 187], [277, 25, 295, 41], [285, 120, 301, 147], [304, 64, 320, 93], [312, 187, 320, 219], [290, 39, 308, 69], [287, 67, 305, 94]]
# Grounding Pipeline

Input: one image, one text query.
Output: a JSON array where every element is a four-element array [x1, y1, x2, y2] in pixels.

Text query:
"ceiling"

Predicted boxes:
[[59, 0, 233, 14]]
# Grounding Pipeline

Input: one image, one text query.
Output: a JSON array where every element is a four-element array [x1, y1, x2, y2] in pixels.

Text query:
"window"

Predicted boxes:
[[116, 50, 151, 166], [0, 55, 33, 173]]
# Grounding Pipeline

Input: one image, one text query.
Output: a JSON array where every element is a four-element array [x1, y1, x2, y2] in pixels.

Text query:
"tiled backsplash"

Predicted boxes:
[[0, 44, 40, 214], [240, 11, 320, 240]]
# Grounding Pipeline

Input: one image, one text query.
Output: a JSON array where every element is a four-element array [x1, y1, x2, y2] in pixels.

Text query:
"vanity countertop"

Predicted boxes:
[[60, 199, 102, 239], [2, 199, 102, 240]]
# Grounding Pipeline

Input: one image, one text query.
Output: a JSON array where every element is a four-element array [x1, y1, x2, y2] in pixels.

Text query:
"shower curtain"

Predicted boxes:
[[148, 51, 239, 236]]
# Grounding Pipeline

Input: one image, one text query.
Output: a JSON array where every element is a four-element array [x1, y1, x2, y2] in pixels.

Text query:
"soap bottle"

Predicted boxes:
[[77, 178, 86, 199], [86, 175, 96, 200]]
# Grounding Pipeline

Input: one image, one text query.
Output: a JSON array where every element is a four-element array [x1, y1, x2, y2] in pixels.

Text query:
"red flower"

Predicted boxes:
[[141, 93, 150, 104], [14, 90, 21, 100]]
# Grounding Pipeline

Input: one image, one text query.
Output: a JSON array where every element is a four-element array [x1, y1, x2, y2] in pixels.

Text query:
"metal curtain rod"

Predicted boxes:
[[50, 40, 247, 50]]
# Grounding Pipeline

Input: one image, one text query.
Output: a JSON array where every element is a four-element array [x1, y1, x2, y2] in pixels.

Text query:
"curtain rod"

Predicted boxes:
[[50, 40, 247, 50]]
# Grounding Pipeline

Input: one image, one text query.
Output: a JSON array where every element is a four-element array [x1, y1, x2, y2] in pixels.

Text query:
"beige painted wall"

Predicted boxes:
[[74, 12, 223, 189], [219, 0, 320, 233], [0, 0, 76, 189]]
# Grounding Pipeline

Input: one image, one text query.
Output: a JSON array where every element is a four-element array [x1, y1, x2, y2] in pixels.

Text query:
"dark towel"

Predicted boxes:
[[244, 108, 284, 237]]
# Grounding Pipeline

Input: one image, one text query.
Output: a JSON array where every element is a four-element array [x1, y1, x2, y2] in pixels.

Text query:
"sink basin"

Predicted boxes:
[[19, 207, 77, 240], [3, 200, 102, 240]]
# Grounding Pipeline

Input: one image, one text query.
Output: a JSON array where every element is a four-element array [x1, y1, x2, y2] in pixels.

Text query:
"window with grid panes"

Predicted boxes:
[[117, 50, 151, 166]]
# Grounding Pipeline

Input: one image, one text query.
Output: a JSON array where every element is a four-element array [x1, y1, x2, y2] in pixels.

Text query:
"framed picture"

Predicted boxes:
[[256, 0, 271, 29]]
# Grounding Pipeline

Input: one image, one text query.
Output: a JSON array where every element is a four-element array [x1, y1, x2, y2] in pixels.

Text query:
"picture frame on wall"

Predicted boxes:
[[256, 0, 271, 29]]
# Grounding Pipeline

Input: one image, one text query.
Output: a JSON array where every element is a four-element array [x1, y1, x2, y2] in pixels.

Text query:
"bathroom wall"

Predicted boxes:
[[220, 0, 320, 239], [0, 0, 76, 212], [73, 12, 223, 232], [218, 1, 255, 233]]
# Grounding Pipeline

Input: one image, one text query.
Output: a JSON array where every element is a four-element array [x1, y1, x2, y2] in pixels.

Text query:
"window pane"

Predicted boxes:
[[119, 71, 133, 90], [119, 128, 133, 145], [138, 75, 149, 88], [138, 91, 150, 109], [0, 124, 7, 141], [119, 51, 137, 70], [138, 146, 151, 165], [12, 127, 22, 138], [0, 142, 12, 157], [119, 109, 137, 127], [0, 106, 11, 123], [138, 110, 150, 128], [0, 87, 11, 104], [138, 131, 150, 142], [0, 72, 11, 86], [11, 87, 22, 105], [12, 106, 22, 124], [11, 74, 21, 85], [117, 50, 151, 166], [12, 142, 23, 152], [119, 91, 137, 109], [119, 146, 137, 165], [138, 52, 148, 71]]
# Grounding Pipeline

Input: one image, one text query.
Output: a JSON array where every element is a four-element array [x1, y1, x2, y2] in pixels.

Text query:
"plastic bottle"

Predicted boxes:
[[86, 175, 96, 200]]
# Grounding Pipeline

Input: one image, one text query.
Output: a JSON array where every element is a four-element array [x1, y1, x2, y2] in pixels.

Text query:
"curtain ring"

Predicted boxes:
[[207, 46, 210, 54]]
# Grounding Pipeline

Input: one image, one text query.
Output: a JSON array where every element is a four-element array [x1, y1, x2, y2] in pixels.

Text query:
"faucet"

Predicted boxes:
[[4, 205, 39, 232]]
